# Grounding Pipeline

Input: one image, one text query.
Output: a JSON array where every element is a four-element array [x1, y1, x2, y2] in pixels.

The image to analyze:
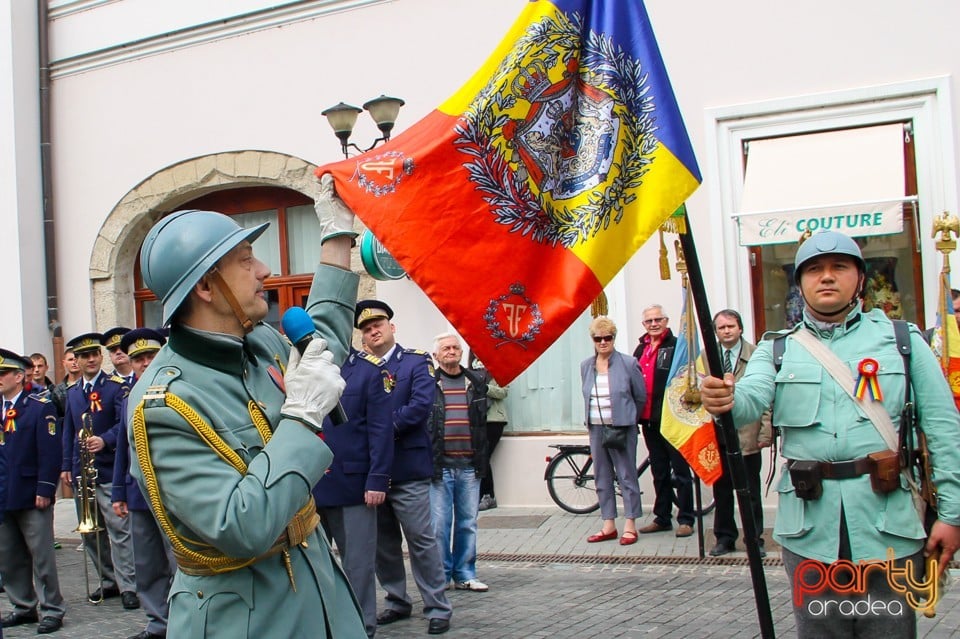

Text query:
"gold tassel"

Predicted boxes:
[[658, 229, 671, 280], [591, 292, 609, 318]]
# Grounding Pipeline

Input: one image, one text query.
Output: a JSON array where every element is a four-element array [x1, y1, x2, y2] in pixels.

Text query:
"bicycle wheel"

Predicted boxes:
[[545, 451, 598, 514]]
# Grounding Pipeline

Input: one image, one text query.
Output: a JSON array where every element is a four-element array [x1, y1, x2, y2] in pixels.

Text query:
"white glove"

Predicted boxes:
[[315, 173, 358, 244], [279, 337, 346, 432]]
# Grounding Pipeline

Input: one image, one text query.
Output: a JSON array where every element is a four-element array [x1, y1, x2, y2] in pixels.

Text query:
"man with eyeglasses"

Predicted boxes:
[[632, 305, 696, 537]]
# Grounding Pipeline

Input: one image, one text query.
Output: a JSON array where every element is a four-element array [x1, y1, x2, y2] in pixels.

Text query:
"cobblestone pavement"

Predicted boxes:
[[3, 503, 959, 638], [4, 553, 960, 638]]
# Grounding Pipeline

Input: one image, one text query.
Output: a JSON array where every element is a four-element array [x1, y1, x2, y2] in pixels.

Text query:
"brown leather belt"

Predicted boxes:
[[788, 457, 873, 480]]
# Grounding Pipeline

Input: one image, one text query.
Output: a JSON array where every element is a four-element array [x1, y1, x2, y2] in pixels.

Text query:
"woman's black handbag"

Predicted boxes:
[[601, 424, 628, 451]]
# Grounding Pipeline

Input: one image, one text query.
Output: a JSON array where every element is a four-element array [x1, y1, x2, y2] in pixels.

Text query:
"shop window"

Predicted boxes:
[[734, 123, 923, 337], [501, 309, 594, 434], [134, 186, 317, 330]]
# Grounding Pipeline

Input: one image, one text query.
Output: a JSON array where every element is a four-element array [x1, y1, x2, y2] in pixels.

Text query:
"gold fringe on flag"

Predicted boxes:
[[591, 291, 609, 318], [659, 215, 687, 235]]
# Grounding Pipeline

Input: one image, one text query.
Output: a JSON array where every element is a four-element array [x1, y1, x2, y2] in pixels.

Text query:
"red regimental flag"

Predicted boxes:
[[319, 0, 700, 383]]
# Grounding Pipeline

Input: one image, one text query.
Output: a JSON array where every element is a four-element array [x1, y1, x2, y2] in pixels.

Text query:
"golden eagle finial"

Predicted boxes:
[[933, 211, 960, 255]]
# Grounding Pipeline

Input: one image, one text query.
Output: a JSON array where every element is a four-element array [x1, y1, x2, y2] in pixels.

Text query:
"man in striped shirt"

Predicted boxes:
[[428, 333, 489, 593]]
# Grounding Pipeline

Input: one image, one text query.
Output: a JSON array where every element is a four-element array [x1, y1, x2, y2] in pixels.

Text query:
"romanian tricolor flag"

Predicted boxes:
[[659, 286, 722, 485], [318, 0, 700, 384], [930, 270, 960, 411]]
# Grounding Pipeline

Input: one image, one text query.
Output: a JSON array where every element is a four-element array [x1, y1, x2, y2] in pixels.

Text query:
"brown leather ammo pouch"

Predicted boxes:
[[867, 450, 901, 494], [788, 460, 823, 501]]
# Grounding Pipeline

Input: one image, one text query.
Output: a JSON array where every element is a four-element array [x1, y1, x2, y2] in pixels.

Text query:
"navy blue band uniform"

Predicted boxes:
[[0, 348, 66, 627]]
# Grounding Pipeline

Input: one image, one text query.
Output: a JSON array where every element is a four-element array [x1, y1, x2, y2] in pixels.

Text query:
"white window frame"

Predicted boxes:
[[704, 77, 958, 335]]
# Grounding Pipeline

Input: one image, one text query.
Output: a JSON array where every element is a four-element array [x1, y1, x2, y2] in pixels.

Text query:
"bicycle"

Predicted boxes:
[[543, 443, 716, 516]]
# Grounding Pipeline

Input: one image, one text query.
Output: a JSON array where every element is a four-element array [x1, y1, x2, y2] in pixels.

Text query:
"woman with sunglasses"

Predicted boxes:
[[579, 317, 646, 545]]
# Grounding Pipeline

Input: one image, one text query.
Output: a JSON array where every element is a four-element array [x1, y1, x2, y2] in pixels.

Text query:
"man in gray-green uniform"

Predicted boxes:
[[127, 175, 365, 638], [702, 230, 960, 638]]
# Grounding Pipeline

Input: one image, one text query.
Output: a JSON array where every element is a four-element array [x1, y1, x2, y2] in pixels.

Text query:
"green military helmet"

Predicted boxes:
[[140, 210, 269, 325], [793, 230, 865, 284]]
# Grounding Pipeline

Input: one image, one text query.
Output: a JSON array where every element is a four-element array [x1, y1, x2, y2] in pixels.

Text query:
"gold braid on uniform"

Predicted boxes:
[[248, 401, 274, 445], [132, 394, 315, 576]]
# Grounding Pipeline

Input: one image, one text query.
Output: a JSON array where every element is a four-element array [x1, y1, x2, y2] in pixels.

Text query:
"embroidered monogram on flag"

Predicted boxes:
[[350, 151, 415, 197], [485, 283, 544, 348]]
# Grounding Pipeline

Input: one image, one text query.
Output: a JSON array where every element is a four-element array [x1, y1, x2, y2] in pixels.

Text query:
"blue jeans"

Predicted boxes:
[[429, 467, 480, 582]]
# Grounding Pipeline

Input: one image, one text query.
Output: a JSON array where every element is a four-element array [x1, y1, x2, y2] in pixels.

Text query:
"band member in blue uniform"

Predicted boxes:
[[359, 300, 453, 635], [0, 350, 65, 634], [313, 346, 394, 638], [60, 333, 138, 608], [112, 329, 175, 639]]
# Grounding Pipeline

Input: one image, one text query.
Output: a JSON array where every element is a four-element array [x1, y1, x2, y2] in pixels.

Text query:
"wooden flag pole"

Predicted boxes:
[[676, 208, 776, 639]]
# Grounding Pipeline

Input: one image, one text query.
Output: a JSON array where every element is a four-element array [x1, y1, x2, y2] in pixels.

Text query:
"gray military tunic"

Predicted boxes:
[[128, 266, 365, 639]]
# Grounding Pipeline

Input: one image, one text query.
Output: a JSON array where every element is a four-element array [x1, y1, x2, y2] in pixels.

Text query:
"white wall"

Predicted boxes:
[[0, 1, 46, 355]]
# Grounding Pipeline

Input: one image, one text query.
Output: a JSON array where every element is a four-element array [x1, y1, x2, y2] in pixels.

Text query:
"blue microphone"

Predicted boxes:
[[280, 307, 348, 425]]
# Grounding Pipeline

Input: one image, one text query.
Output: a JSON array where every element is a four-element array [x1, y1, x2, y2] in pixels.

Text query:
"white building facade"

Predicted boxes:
[[2, 0, 958, 507]]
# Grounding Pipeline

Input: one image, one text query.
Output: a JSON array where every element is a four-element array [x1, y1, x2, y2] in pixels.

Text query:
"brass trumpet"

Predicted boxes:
[[74, 411, 105, 604]]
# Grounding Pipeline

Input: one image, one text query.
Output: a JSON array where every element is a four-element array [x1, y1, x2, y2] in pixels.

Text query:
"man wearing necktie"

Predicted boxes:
[[0, 349, 65, 634], [702, 310, 772, 557], [60, 333, 138, 608]]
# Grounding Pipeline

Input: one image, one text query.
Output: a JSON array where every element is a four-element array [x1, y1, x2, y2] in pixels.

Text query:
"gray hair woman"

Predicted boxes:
[[579, 316, 647, 545]]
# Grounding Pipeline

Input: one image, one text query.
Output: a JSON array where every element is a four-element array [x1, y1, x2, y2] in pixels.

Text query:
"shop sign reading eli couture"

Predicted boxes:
[[735, 200, 907, 246]]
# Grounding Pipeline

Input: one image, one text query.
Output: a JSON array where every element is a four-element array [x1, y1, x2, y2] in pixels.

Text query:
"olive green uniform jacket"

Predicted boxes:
[[128, 266, 365, 639], [730, 306, 960, 564]]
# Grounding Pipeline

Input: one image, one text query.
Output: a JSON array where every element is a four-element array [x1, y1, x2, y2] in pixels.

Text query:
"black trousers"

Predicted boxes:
[[479, 421, 505, 499], [640, 420, 694, 526], [712, 451, 764, 546]]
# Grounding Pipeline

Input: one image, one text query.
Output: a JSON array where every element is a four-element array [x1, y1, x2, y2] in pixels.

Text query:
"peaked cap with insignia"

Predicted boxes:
[[0, 348, 32, 372], [102, 326, 132, 351], [355, 299, 394, 329], [66, 332, 104, 355], [120, 328, 167, 358]]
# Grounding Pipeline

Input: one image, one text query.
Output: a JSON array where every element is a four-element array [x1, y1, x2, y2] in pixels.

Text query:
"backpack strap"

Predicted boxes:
[[891, 319, 912, 399], [772, 335, 787, 372], [891, 319, 916, 469]]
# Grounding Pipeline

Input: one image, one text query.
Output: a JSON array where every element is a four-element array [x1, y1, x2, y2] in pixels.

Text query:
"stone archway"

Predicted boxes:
[[90, 150, 375, 329]]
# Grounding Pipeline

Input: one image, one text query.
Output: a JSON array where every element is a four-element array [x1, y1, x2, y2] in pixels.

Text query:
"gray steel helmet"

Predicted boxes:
[[140, 210, 269, 325], [793, 230, 865, 284]]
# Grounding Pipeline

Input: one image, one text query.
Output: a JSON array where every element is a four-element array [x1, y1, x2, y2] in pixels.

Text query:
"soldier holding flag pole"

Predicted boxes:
[[702, 228, 960, 638]]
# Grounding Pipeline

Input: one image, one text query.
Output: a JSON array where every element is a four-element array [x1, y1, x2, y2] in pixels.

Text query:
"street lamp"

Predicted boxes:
[[322, 94, 405, 158]]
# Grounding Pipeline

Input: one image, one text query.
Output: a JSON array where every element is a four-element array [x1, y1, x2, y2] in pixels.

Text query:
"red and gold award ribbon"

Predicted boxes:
[[855, 358, 883, 401], [3, 407, 16, 433], [89, 391, 103, 413]]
